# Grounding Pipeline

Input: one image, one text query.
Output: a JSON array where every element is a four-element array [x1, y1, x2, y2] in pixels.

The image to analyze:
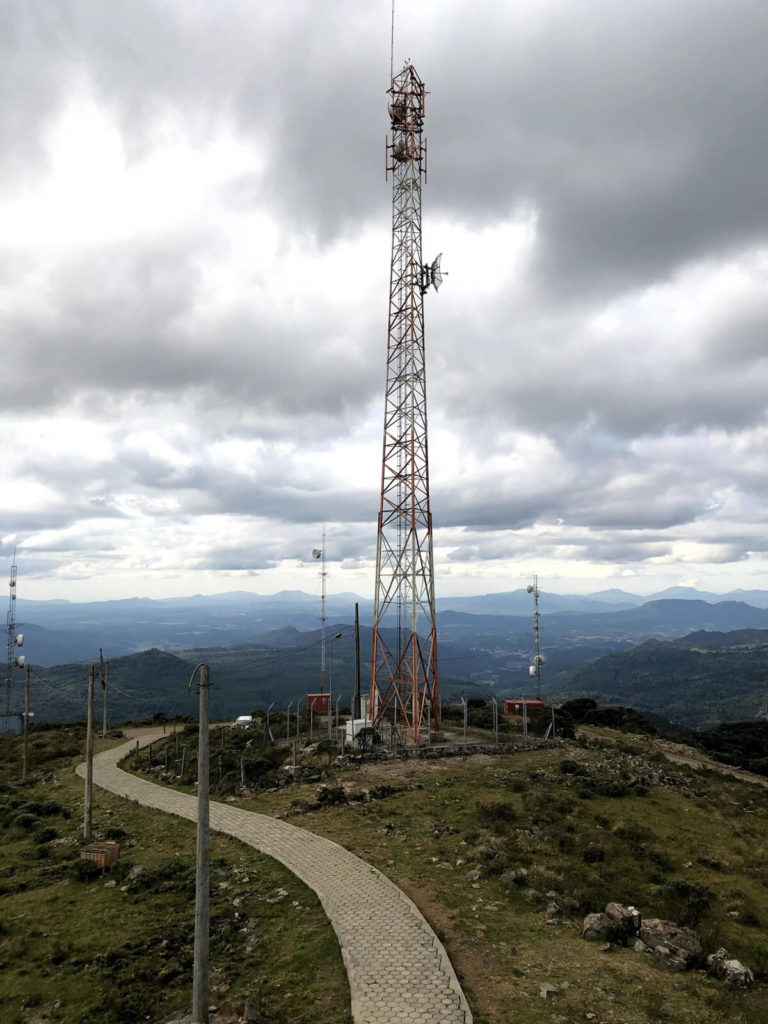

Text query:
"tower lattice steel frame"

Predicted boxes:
[[370, 63, 441, 745]]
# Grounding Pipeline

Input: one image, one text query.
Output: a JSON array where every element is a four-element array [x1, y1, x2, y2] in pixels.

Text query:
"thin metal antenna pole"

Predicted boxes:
[[528, 575, 543, 699], [390, 0, 395, 82], [354, 602, 361, 719], [22, 664, 29, 780], [321, 530, 326, 692]]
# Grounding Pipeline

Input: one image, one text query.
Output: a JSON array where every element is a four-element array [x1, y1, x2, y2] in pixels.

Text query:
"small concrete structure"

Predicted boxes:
[[0, 713, 23, 736], [306, 693, 330, 713]]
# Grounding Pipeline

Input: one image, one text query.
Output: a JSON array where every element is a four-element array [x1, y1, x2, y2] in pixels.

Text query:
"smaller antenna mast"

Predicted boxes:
[[312, 530, 328, 692], [527, 575, 544, 699], [5, 549, 23, 717], [390, 0, 395, 82]]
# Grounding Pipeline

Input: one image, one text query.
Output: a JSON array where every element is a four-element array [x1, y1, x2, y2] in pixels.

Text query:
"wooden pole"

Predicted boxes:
[[22, 664, 30, 780], [192, 664, 210, 1024], [83, 665, 95, 841]]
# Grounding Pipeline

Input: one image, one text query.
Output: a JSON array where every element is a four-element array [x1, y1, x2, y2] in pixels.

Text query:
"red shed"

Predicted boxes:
[[306, 693, 330, 713], [503, 698, 545, 715]]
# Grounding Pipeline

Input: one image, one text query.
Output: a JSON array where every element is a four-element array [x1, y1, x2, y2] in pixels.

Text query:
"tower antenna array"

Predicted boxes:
[[370, 63, 441, 745]]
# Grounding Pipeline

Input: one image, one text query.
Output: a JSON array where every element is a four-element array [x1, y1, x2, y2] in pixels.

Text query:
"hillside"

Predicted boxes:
[[5, 720, 766, 1023], [553, 632, 768, 729]]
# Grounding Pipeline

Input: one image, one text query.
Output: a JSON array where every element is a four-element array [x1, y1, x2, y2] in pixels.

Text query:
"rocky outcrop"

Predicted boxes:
[[706, 948, 755, 987], [582, 902, 641, 945], [582, 902, 755, 981], [605, 902, 641, 944], [582, 912, 616, 942], [636, 918, 702, 971]]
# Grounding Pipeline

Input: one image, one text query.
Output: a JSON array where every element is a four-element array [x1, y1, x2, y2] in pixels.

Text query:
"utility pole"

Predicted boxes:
[[83, 665, 95, 841], [22, 664, 30, 780], [190, 663, 211, 1024]]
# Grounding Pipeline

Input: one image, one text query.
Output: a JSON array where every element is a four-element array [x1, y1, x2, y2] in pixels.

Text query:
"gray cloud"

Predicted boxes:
[[4, 1, 768, 598]]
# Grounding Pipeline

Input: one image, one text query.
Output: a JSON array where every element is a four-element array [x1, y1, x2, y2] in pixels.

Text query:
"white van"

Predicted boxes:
[[234, 715, 253, 729]]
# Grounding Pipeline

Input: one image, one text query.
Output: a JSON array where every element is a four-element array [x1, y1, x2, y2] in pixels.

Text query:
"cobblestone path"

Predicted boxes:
[[81, 735, 473, 1024]]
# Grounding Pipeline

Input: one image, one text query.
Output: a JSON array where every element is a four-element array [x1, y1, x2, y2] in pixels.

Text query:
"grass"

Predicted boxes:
[[0, 725, 350, 1024], [231, 733, 768, 1024], [7, 720, 768, 1023]]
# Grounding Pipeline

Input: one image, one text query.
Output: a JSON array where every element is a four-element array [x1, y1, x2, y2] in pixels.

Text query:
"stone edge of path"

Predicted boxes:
[[79, 730, 473, 1024]]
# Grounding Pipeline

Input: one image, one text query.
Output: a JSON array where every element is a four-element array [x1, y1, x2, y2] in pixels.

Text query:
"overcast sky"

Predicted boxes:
[[4, 0, 768, 602]]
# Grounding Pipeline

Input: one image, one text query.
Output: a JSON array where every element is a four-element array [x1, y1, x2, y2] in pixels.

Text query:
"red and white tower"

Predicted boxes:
[[370, 63, 443, 745]]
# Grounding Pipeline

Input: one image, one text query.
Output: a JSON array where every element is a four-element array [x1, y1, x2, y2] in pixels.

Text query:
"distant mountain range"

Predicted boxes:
[[7, 586, 768, 729], [16, 586, 768, 669], [551, 628, 768, 729]]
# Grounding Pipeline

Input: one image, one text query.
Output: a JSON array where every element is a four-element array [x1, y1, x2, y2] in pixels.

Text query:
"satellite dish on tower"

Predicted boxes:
[[419, 253, 446, 295], [312, 549, 322, 560]]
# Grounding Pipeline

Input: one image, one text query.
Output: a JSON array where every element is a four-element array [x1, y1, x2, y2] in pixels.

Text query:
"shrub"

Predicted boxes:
[[10, 811, 40, 832], [614, 823, 655, 848], [34, 826, 58, 844], [648, 849, 675, 873], [315, 784, 347, 806], [660, 880, 715, 927], [103, 824, 127, 841], [582, 844, 606, 863], [477, 800, 518, 826], [72, 858, 103, 882]]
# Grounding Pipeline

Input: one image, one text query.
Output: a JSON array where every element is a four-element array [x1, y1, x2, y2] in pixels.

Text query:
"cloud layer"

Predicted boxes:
[[3, 0, 768, 600]]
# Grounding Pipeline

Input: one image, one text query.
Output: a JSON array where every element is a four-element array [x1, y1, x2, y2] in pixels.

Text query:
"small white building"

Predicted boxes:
[[345, 718, 373, 746]]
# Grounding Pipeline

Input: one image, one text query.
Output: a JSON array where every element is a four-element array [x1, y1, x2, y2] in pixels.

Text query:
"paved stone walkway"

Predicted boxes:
[[81, 735, 473, 1024]]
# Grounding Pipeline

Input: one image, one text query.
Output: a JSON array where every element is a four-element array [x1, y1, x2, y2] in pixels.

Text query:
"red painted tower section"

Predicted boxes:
[[370, 64, 441, 745]]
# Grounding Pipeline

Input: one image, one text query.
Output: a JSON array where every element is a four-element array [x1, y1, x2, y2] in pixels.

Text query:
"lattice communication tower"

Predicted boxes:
[[370, 63, 443, 745]]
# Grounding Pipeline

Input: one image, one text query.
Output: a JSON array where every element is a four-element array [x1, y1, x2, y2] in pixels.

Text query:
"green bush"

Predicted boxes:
[[659, 880, 715, 927], [72, 857, 103, 882], [582, 844, 606, 863], [10, 811, 40, 832], [648, 849, 675, 874], [614, 823, 655, 848], [34, 826, 58, 844], [103, 824, 128, 841], [476, 800, 518, 830]]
